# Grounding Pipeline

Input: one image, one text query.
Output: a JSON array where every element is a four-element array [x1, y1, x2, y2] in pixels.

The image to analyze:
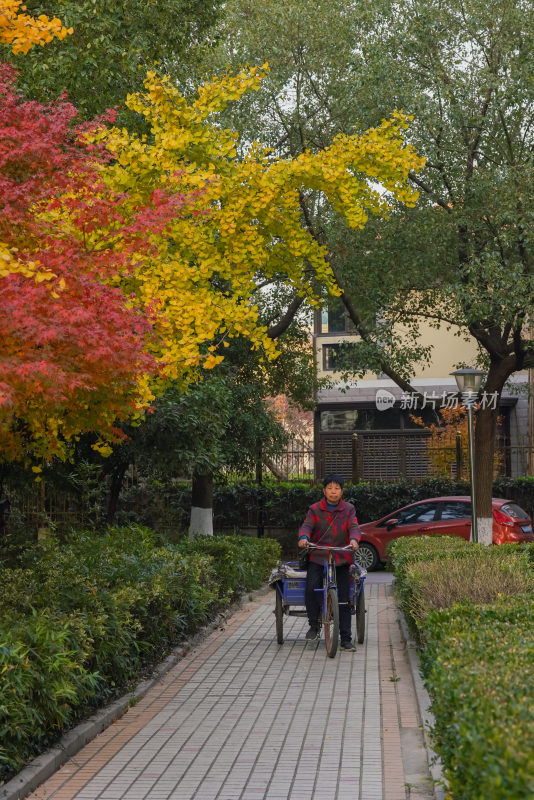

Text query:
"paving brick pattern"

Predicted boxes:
[[27, 577, 433, 800]]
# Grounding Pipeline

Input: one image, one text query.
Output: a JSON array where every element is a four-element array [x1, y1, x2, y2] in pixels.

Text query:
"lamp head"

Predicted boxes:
[[450, 367, 486, 394]]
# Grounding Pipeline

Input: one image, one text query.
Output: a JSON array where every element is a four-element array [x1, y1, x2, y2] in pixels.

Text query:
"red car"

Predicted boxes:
[[355, 496, 534, 571]]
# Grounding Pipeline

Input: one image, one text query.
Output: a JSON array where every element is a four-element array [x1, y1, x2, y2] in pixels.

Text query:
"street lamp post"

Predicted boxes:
[[450, 368, 487, 543]]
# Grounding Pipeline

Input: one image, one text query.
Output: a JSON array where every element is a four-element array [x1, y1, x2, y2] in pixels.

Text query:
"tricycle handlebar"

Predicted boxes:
[[305, 543, 352, 551]]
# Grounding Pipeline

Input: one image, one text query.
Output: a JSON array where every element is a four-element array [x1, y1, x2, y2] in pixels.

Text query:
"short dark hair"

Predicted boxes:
[[323, 473, 344, 489]]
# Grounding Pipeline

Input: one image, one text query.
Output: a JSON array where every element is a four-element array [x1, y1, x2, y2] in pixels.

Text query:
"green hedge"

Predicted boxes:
[[0, 612, 100, 778], [493, 475, 534, 520], [115, 477, 473, 533], [114, 477, 534, 544], [420, 597, 534, 800], [387, 534, 471, 584], [0, 527, 280, 781], [176, 535, 280, 598], [389, 537, 534, 798]]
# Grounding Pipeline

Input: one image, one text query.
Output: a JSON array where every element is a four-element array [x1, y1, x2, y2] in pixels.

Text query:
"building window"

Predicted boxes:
[[320, 410, 359, 432], [322, 343, 341, 370], [321, 299, 347, 333], [319, 407, 403, 431]]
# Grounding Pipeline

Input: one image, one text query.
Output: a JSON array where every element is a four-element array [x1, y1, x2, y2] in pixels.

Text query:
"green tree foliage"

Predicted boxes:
[[94, 314, 318, 524], [328, 0, 534, 520], [205, 0, 534, 521], [7, 0, 222, 121], [202, 0, 433, 382], [29, 303, 319, 528], [201, 0, 364, 152]]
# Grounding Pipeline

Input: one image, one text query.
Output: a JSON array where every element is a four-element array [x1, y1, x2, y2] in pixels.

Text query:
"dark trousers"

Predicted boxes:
[[305, 561, 351, 642]]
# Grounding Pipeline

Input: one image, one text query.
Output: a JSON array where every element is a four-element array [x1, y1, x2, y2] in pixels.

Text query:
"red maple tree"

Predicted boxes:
[[0, 64, 164, 461]]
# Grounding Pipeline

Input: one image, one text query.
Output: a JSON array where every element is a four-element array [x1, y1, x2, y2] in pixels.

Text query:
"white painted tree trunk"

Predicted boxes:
[[477, 517, 493, 546], [189, 473, 214, 537], [189, 506, 213, 537]]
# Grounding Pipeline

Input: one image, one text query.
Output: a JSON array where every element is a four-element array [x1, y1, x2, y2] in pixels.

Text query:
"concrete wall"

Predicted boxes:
[[315, 320, 478, 382]]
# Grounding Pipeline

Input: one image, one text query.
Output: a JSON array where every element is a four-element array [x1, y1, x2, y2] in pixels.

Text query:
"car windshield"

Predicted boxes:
[[499, 503, 529, 520]]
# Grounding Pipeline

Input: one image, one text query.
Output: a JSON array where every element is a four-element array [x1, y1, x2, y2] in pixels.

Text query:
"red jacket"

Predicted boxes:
[[298, 498, 361, 565]]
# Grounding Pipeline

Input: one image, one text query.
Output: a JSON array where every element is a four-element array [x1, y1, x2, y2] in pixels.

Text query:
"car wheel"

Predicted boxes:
[[355, 542, 379, 571]]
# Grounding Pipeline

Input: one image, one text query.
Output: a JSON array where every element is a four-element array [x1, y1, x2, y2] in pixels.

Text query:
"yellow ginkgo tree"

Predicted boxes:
[[53, 65, 424, 393]]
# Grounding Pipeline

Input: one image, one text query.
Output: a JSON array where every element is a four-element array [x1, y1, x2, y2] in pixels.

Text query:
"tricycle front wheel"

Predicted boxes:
[[275, 589, 284, 644], [323, 587, 339, 657], [356, 585, 366, 644]]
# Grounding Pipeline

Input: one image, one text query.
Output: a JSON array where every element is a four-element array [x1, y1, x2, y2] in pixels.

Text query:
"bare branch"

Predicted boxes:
[[408, 171, 452, 210], [267, 294, 306, 340]]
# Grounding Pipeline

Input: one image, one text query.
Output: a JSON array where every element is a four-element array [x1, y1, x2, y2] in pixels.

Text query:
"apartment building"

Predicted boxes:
[[313, 302, 531, 482]]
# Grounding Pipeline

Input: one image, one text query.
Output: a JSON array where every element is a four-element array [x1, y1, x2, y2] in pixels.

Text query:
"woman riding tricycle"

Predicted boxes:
[[271, 473, 366, 657]]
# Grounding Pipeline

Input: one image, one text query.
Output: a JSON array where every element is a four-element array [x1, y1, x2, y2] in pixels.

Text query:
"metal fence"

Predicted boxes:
[[264, 446, 315, 481], [267, 433, 534, 484]]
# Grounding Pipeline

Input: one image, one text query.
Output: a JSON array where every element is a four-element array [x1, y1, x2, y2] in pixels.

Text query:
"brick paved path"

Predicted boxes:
[[26, 575, 434, 800]]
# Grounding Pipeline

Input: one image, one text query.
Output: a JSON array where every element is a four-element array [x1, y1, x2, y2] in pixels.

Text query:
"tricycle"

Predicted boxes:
[[269, 544, 367, 657]]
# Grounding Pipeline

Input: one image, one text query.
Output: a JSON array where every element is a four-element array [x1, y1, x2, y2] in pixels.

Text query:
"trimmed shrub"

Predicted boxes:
[[0, 527, 280, 782], [493, 475, 534, 521], [387, 534, 471, 583], [5, 528, 221, 678], [215, 482, 320, 530], [212, 477, 471, 528], [177, 535, 280, 599], [403, 551, 533, 641], [113, 477, 473, 536], [0, 612, 100, 776], [389, 537, 534, 797], [420, 597, 534, 800], [389, 537, 534, 641]]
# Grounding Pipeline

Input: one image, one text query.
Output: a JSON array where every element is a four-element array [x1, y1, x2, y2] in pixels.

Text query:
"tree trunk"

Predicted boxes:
[[474, 403, 497, 545], [190, 472, 214, 536], [530, 368, 534, 475], [106, 463, 128, 525], [263, 456, 288, 481]]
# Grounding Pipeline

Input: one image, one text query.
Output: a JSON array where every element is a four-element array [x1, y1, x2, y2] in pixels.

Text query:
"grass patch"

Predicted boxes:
[[405, 552, 534, 638]]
